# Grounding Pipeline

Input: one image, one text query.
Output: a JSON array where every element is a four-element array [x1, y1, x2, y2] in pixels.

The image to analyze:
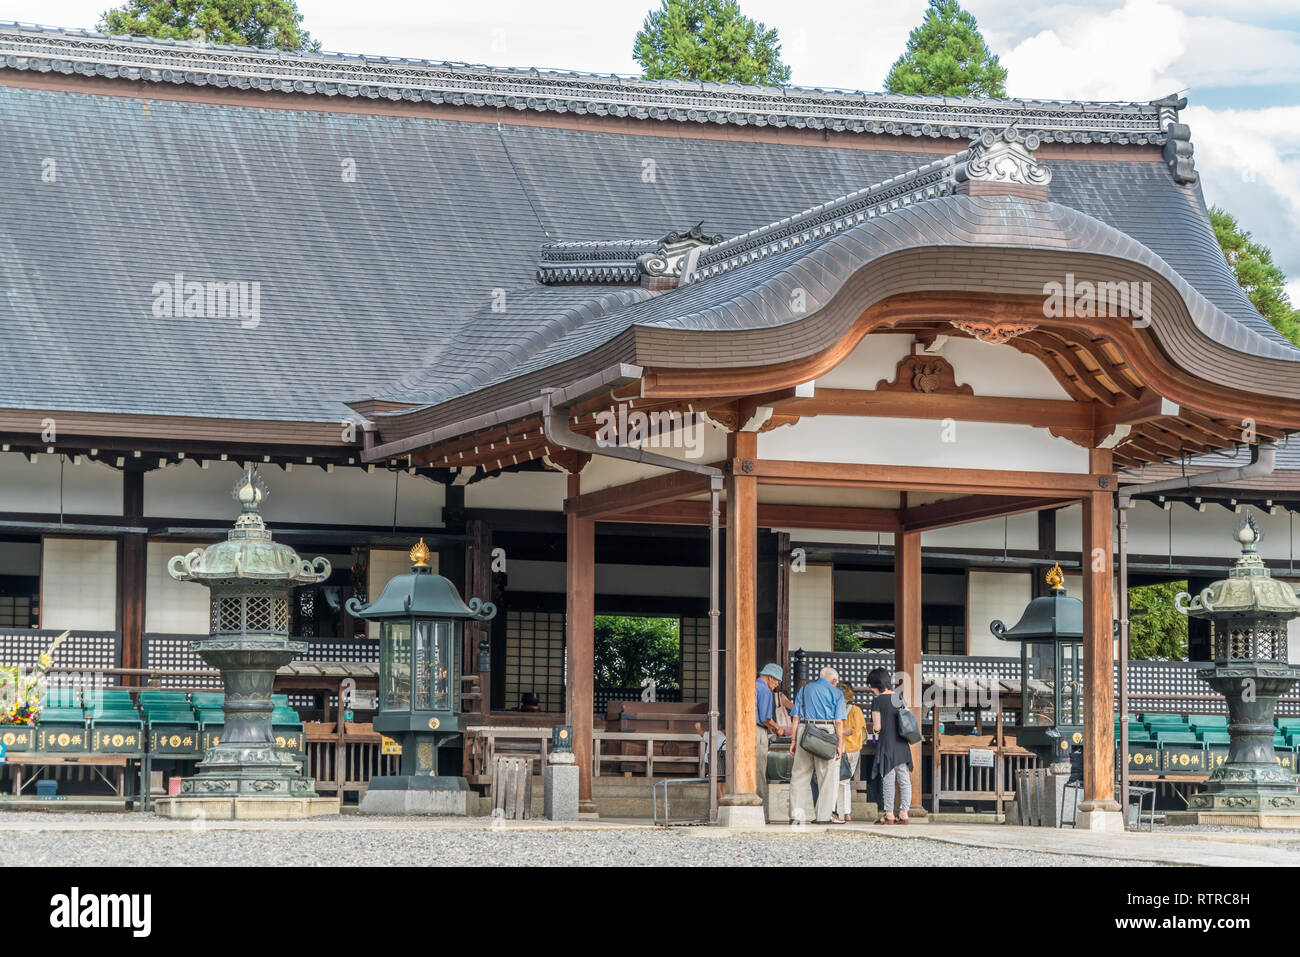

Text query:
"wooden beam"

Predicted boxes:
[[751, 459, 1106, 497], [565, 473, 597, 813], [784, 389, 1094, 429], [894, 527, 923, 813], [566, 468, 714, 519], [1079, 448, 1120, 825], [600, 500, 901, 532], [722, 431, 761, 815], [902, 494, 1075, 532]]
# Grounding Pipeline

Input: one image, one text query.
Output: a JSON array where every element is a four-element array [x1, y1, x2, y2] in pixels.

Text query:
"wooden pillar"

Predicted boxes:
[[1078, 449, 1122, 829], [464, 518, 492, 720], [893, 526, 923, 809], [720, 430, 762, 821], [119, 469, 146, 682], [564, 472, 597, 813]]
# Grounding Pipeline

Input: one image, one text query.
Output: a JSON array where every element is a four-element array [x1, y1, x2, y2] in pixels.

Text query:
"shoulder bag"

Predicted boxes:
[[798, 722, 838, 760], [896, 699, 922, 744]]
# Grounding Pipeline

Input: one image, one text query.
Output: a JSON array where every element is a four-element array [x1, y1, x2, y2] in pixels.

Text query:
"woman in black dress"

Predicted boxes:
[[867, 668, 913, 824]]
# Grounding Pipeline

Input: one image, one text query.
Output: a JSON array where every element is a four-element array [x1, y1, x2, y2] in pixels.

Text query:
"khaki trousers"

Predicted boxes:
[[790, 726, 839, 823], [756, 727, 770, 819]]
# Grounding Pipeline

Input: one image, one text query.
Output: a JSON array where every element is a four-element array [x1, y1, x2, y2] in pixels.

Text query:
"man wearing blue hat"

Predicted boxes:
[[756, 663, 784, 818]]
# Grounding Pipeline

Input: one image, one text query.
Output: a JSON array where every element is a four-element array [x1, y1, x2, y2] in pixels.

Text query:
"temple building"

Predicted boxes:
[[2, 22, 1299, 826]]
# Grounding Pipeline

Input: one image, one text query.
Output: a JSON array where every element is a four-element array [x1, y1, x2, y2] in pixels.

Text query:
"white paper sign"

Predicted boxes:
[[969, 748, 995, 768]]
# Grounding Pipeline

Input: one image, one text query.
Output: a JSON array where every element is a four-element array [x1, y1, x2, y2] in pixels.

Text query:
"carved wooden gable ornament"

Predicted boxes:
[[875, 352, 973, 395]]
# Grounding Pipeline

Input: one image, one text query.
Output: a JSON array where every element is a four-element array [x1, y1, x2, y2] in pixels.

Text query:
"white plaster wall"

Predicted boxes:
[[757, 485, 900, 507], [145, 540, 210, 634], [41, 537, 117, 631], [757, 415, 1090, 473], [1118, 500, 1298, 566], [0, 454, 122, 515], [775, 529, 896, 546], [815, 334, 1071, 401], [465, 469, 567, 512], [967, 569, 1032, 657], [789, 563, 834, 652], [144, 461, 443, 526], [922, 512, 1038, 549]]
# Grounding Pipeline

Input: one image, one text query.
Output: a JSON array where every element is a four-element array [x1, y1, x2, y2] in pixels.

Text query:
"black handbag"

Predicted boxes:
[[839, 753, 853, 780], [897, 702, 922, 744], [798, 722, 838, 760]]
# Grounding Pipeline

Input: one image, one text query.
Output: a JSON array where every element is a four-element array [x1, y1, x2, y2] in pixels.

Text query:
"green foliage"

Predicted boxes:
[[1128, 581, 1189, 660], [1209, 207, 1300, 347], [99, 0, 321, 52], [885, 0, 1007, 98], [594, 615, 681, 692], [634, 0, 791, 85], [833, 623, 866, 653]]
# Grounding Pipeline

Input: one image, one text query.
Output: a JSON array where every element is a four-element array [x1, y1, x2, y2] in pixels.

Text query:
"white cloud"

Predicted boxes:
[[1188, 105, 1300, 281], [1002, 0, 1187, 100]]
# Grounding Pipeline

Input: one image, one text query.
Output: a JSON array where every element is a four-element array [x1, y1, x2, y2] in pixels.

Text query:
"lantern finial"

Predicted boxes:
[[410, 538, 431, 568], [1045, 562, 1065, 591]]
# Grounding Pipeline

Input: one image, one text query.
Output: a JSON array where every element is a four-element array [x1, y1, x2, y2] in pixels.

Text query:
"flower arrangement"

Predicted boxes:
[[0, 631, 70, 726]]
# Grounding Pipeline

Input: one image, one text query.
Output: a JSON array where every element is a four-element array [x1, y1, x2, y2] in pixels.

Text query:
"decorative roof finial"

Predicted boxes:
[[410, 538, 431, 568], [1236, 509, 1261, 555], [1045, 562, 1065, 590]]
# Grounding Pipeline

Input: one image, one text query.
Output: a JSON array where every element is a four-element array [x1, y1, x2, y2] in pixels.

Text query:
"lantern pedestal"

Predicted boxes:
[[359, 776, 471, 816], [1167, 663, 1300, 826], [155, 637, 335, 820]]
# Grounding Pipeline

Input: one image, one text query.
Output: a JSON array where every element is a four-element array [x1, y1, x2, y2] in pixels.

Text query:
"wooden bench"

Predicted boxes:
[[4, 753, 141, 807]]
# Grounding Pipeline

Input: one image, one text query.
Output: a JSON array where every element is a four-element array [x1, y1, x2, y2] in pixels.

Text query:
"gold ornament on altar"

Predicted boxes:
[[1045, 562, 1065, 590], [410, 538, 431, 568]]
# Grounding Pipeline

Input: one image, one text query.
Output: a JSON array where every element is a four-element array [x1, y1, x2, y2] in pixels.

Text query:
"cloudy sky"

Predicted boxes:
[[8, 0, 1298, 299]]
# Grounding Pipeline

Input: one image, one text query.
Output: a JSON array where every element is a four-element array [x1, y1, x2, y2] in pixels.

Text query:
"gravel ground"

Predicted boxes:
[[0, 813, 1149, 866]]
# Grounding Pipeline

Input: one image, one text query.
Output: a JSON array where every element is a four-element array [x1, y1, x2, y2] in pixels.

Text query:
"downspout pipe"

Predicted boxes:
[[541, 388, 726, 824], [1115, 439, 1277, 818]]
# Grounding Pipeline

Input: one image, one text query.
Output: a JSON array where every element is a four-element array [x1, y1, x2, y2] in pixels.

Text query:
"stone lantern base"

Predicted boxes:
[[1165, 664, 1300, 829], [154, 795, 339, 820]]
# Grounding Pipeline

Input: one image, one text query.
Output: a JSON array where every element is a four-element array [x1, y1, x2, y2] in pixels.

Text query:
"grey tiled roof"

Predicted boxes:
[[380, 193, 1297, 421], [0, 21, 1174, 144], [0, 77, 1288, 426]]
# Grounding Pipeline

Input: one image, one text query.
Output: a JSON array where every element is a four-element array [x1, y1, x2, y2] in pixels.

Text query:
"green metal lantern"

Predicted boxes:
[[1174, 511, 1300, 819], [346, 539, 495, 808], [991, 563, 1085, 762]]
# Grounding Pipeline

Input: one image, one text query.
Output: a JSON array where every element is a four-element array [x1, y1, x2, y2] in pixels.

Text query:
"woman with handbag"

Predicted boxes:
[[867, 667, 915, 825], [831, 684, 866, 823]]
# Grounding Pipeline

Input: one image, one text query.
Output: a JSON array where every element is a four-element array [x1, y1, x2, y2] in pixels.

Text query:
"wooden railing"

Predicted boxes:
[[929, 704, 1038, 814], [304, 723, 399, 796], [463, 726, 707, 786]]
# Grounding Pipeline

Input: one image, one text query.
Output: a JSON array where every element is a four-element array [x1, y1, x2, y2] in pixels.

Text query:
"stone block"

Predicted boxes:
[[543, 763, 579, 821], [358, 788, 469, 816]]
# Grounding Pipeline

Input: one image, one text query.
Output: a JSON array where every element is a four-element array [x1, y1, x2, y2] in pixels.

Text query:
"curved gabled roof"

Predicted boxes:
[[376, 194, 1299, 438]]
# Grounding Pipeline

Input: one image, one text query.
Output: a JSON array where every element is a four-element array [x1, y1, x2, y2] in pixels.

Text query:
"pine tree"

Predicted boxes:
[[634, 0, 791, 86], [100, 0, 320, 53], [885, 0, 1007, 98], [1210, 207, 1300, 347]]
